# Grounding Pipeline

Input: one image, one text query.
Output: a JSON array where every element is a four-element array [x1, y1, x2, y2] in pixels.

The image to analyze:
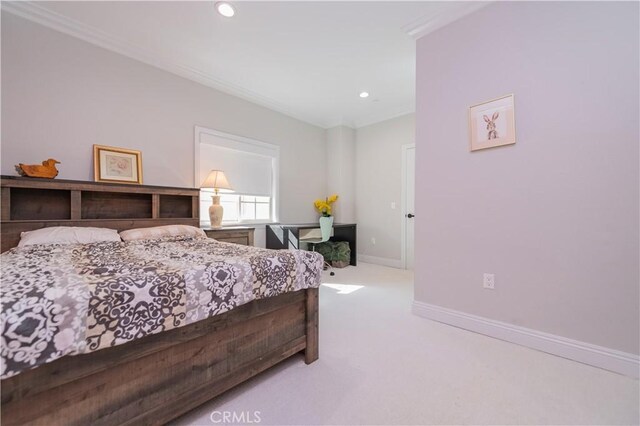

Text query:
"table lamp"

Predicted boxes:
[[201, 170, 233, 228]]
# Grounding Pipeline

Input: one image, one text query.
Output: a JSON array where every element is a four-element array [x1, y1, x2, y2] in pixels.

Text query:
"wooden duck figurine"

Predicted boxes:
[[15, 158, 61, 179]]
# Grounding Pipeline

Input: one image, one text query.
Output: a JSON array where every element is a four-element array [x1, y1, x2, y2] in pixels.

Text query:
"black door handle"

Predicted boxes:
[[407, 213, 415, 218]]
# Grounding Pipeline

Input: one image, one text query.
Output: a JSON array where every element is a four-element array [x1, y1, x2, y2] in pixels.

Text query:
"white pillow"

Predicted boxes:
[[18, 226, 121, 247], [119, 225, 206, 241]]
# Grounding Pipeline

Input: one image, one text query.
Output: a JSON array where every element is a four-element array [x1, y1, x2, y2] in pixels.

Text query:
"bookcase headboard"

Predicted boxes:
[[0, 176, 200, 252]]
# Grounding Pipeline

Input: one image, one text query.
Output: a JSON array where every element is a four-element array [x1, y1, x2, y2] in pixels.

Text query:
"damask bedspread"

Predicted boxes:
[[0, 236, 323, 379]]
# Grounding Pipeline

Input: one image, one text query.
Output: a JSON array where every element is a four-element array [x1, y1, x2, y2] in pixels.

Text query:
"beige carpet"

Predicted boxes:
[[172, 263, 639, 425]]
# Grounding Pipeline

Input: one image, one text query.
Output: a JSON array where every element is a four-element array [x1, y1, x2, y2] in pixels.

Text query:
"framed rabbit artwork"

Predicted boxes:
[[468, 94, 516, 151]]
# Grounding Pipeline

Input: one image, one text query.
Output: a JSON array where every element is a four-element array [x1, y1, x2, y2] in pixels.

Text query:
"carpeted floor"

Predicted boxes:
[[172, 263, 639, 425]]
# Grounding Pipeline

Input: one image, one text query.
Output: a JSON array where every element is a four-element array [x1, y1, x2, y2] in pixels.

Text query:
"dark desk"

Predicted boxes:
[[266, 223, 357, 266]]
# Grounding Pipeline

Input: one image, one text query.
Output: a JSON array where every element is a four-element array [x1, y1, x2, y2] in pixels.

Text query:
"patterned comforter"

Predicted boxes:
[[0, 236, 323, 379]]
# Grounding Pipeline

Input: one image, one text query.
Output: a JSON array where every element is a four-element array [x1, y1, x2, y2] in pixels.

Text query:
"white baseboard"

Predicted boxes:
[[357, 254, 404, 269], [412, 301, 640, 379]]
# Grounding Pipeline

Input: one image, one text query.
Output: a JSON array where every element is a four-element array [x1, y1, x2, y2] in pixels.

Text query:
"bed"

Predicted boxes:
[[0, 176, 322, 425]]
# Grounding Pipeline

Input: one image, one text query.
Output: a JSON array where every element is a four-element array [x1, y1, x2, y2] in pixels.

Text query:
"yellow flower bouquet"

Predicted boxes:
[[314, 194, 339, 217]]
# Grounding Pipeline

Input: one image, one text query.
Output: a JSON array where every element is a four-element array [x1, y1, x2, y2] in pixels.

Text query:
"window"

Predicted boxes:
[[199, 193, 272, 224], [195, 127, 279, 226], [240, 196, 271, 221]]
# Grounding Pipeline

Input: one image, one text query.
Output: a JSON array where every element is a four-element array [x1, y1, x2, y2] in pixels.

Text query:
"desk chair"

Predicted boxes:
[[300, 225, 335, 276]]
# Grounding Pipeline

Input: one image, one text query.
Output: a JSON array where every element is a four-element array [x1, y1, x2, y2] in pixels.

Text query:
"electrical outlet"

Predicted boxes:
[[483, 273, 495, 289], [371, 237, 376, 245]]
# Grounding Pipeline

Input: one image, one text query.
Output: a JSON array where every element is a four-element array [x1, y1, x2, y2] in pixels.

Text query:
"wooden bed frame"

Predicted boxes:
[[0, 176, 319, 425]]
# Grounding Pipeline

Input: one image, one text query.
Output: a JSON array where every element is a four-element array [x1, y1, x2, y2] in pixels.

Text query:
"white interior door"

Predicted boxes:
[[403, 145, 415, 270]]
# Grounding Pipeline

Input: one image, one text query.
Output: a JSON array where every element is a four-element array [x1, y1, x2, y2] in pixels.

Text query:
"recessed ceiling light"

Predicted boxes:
[[216, 2, 235, 18], [359, 92, 369, 98]]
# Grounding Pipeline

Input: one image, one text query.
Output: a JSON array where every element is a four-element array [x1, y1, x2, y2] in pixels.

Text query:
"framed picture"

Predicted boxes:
[[468, 94, 516, 151], [93, 144, 143, 184]]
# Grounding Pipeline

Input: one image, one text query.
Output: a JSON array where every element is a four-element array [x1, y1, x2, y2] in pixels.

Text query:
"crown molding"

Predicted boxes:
[[402, 1, 492, 40], [2, 1, 483, 131], [1, 1, 331, 129], [325, 122, 356, 131], [323, 106, 415, 129], [353, 107, 415, 129]]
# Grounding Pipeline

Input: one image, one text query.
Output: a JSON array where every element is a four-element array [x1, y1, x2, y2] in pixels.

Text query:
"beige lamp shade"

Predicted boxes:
[[201, 170, 233, 193]]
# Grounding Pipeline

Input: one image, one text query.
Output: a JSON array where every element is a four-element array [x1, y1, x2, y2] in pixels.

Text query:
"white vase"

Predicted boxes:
[[319, 216, 333, 241], [209, 195, 224, 228]]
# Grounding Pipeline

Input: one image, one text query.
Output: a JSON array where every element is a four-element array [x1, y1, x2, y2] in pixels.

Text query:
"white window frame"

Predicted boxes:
[[238, 195, 272, 223], [194, 126, 280, 226]]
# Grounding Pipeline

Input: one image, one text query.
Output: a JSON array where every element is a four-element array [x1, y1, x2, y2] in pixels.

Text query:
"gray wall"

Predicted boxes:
[[356, 113, 415, 265], [326, 125, 356, 223], [415, 1, 639, 354], [1, 13, 327, 224]]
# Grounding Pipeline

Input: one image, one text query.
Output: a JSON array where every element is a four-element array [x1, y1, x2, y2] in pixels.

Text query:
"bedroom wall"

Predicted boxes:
[[326, 125, 356, 224], [414, 2, 639, 354], [1, 13, 327, 233], [356, 113, 415, 267]]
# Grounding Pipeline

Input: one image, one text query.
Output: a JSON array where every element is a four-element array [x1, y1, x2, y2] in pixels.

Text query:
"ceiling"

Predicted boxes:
[[3, 1, 487, 128]]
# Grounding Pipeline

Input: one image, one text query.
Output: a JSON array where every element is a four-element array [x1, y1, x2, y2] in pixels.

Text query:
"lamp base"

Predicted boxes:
[[209, 195, 223, 228]]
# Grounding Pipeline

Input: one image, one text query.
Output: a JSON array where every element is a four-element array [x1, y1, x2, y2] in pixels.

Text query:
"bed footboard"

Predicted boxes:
[[1, 288, 319, 426]]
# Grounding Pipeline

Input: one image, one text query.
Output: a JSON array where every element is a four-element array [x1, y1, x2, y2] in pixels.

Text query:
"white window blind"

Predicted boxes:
[[195, 127, 279, 225], [199, 143, 273, 196]]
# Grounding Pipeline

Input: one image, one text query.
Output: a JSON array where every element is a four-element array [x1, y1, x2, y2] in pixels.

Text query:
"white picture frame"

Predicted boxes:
[[468, 94, 516, 151]]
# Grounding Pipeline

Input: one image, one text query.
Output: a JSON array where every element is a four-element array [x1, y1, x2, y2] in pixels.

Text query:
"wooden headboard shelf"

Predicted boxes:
[[1, 176, 200, 252]]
